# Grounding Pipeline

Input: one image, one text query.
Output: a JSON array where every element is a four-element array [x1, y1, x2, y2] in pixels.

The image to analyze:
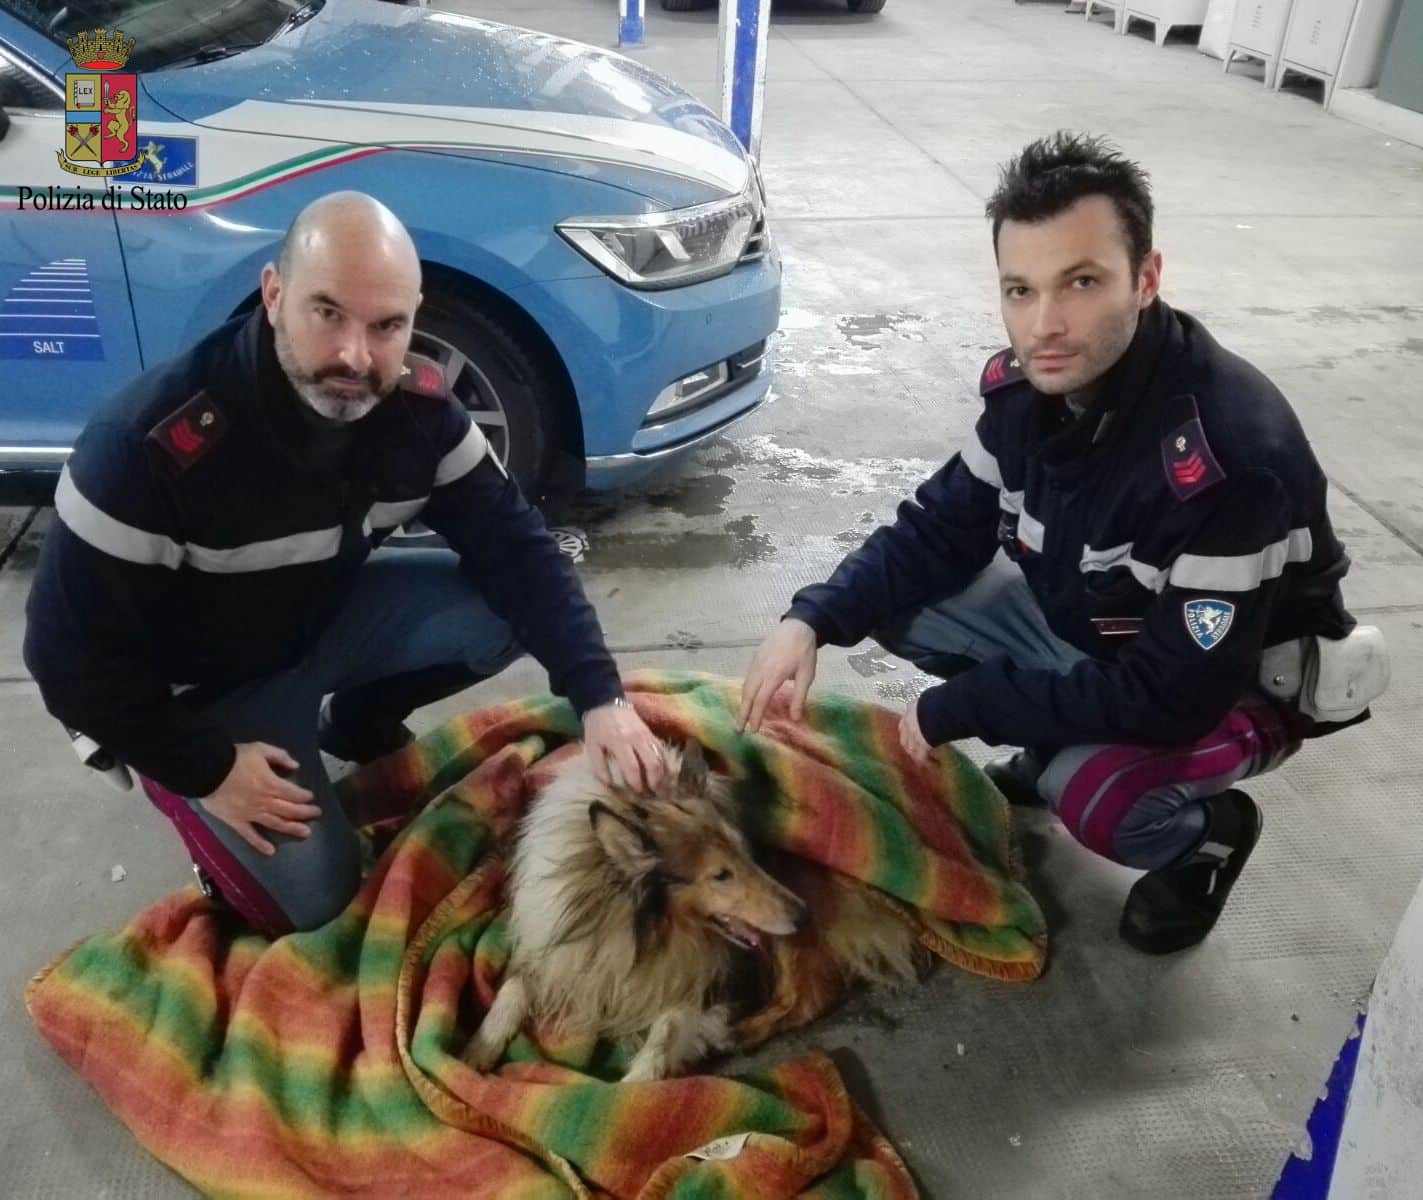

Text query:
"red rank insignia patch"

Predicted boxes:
[[1162, 408, 1225, 500], [401, 353, 447, 399], [147, 392, 227, 470], [979, 348, 1023, 395]]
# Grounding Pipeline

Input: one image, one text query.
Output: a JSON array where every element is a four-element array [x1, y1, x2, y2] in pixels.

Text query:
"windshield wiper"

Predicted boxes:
[[270, 0, 326, 39], [156, 0, 326, 70], [155, 44, 263, 70]]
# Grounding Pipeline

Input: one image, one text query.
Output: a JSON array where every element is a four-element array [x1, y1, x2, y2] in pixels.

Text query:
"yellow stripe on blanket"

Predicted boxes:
[[27, 671, 1044, 1198]]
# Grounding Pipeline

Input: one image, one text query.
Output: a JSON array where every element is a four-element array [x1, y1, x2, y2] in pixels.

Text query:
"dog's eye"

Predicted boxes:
[[712, 868, 734, 882]]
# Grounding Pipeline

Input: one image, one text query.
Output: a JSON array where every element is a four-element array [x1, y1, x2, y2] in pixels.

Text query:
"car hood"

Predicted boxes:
[[139, 1, 749, 202]]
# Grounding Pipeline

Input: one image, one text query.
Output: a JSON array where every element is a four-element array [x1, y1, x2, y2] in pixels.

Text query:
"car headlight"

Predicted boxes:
[[751, 155, 768, 207], [557, 186, 763, 291]]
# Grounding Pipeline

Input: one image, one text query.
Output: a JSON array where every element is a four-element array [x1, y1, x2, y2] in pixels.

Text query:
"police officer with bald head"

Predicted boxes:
[[25, 191, 664, 935]]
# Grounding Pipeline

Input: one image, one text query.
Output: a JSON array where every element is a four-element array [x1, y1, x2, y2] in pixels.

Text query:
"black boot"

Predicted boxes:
[[1119, 789, 1263, 955], [983, 748, 1048, 807], [317, 701, 415, 765], [318, 662, 487, 765]]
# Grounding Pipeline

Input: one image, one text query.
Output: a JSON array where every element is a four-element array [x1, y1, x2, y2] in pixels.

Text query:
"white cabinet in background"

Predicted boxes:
[[1224, 0, 1295, 85], [1276, 0, 1362, 103], [1122, 0, 1212, 46]]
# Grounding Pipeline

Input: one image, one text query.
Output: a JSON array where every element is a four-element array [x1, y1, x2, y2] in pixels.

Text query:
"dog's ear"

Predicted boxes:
[[589, 801, 660, 881], [678, 740, 709, 795]]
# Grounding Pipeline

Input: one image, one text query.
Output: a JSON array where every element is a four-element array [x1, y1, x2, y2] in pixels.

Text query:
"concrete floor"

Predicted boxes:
[[5, 1, 1423, 1195]]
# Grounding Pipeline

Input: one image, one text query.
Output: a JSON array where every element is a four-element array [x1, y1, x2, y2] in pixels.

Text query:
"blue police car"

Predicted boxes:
[[0, 0, 780, 501]]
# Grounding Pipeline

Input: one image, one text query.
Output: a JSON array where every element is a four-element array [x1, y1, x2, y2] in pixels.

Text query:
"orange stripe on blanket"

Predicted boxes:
[[29, 671, 1044, 1198]]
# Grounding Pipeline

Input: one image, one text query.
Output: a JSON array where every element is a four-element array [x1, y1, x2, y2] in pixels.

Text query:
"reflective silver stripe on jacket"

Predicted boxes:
[[1080, 527, 1314, 594], [1018, 508, 1046, 552], [960, 429, 1003, 489], [58, 464, 347, 573], [1079, 540, 1169, 592], [367, 498, 428, 529], [55, 466, 184, 568], [433, 421, 489, 486], [1168, 528, 1314, 592], [183, 527, 344, 573]]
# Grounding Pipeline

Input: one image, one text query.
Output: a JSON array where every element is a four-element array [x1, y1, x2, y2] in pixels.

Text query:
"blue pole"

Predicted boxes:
[[619, 0, 644, 48], [719, 0, 771, 157]]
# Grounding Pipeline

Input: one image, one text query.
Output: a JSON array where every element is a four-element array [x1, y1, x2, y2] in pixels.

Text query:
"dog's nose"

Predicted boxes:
[[793, 902, 811, 932]]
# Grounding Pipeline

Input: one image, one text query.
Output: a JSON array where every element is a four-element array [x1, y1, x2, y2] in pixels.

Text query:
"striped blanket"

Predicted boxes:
[[27, 672, 1045, 1198]]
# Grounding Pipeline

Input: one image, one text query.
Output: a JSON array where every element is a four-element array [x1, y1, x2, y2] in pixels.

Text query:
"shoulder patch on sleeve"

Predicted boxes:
[[146, 391, 227, 471], [1162, 395, 1226, 500], [1183, 598, 1235, 650], [979, 348, 1024, 396], [400, 352, 449, 400]]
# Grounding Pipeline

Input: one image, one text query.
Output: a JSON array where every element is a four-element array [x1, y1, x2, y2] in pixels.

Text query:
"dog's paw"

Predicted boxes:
[[701, 1004, 737, 1053], [462, 1032, 505, 1073], [621, 1055, 668, 1083]]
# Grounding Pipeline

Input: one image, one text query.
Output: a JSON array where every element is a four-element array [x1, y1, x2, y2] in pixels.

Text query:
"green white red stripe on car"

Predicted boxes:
[[0, 101, 749, 212]]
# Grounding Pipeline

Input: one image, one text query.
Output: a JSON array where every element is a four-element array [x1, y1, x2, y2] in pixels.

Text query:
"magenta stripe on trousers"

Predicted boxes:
[[1058, 701, 1298, 858], [139, 775, 293, 939]]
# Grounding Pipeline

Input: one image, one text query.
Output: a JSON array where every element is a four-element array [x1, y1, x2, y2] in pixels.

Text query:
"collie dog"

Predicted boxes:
[[464, 740, 924, 1081]]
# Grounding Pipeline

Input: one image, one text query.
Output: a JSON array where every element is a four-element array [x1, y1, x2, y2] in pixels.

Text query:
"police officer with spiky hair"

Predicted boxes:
[[741, 133, 1385, 955]]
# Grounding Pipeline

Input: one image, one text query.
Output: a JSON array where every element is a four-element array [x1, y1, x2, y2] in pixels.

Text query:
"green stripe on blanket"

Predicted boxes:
[[27, 671, 1044, 1198]]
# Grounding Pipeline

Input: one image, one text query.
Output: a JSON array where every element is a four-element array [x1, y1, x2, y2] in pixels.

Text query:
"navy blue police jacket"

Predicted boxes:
[[23, 307, 624, 797], [786, 299, 1357, 750]]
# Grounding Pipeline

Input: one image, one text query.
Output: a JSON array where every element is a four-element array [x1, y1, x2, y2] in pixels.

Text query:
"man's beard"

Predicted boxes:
[[274, 319, 388, 423], [1019, 299, 1141, 399]]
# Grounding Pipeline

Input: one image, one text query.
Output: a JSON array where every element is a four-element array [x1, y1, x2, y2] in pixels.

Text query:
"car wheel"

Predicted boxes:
[[848, 0, 887, 11], [386, 290, 561, 547]]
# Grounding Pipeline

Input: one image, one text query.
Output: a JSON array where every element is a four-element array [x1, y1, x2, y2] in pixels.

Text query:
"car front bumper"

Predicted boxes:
[[515, 248, 781, 491], [583, 362, 771, 489]]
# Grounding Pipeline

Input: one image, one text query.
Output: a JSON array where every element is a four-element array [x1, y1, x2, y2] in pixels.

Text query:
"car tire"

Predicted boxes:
[[848, 0, 887, 11], [387, 290, 562, 547]]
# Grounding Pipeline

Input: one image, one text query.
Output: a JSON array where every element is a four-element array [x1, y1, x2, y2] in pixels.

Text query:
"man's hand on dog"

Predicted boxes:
[[739, 618, 817, 733], [200, 742, 322, 856], [899, 695, 938, 767], [583, 701, 666, 792]]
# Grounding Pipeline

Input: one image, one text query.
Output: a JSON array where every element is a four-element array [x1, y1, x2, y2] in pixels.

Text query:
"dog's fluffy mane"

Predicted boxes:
[[506, 745, 740, 1039]]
